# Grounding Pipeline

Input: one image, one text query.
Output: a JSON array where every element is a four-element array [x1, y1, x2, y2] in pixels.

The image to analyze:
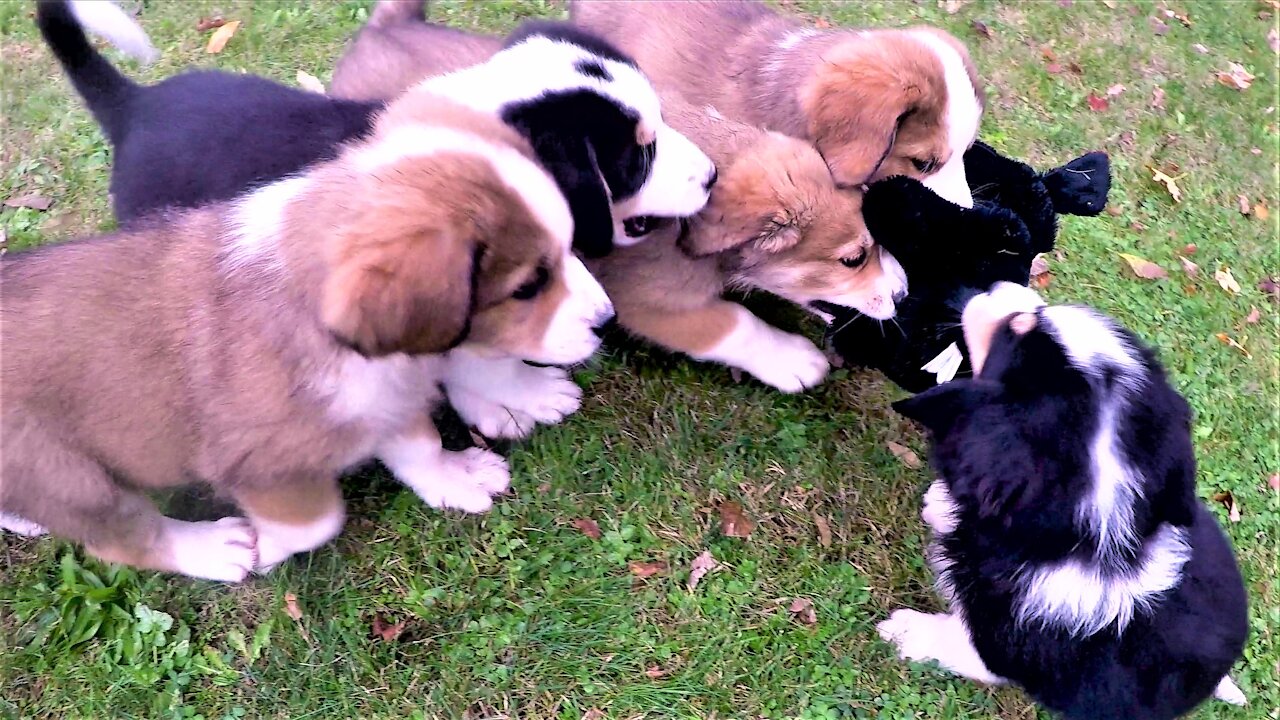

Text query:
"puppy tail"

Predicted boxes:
[[1213, 676, 1246, 706], [36, 1, 153, 144], [368, 0, 428, 27]]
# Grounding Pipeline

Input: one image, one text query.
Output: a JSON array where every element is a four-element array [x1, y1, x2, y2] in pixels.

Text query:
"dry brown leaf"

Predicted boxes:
[[1106, 205, 1123, 217], [1229, 501, 1241, 522], [1041, 44, 1057, 61], [4, 194, 52, 211], [467, 428, 491, 450], [1046, 63, 1064, 75], [1102, 0, 1117, 7], [788, 597, 818, 625], [1177, 255, 1199, 277], [718, 500, 756, 539], [1106, 83, 1127, 97], [296, 70, 325, 94], [1193, 43, 1209, 54], [1150, 168, 1182, 203], [1245, 306, 1261, 324], [971, 19, 993, 39], [1254, 201, 1270, 221], [573, 518, 602, 540], [205, 20, 241, 54], [1068, 61, 1084, 75], [886, 441, 922, 469], [686, 550, 717, 591], [813, 17, 830, 29], [1087, 93, 1110, 112], [1215, 333, 1251, 358], [643, 666, 669, 679], [812, 512, 832, 548], [1260, 276, 1280, 302], [1119, 253, 1168, 280], [1216, 62, 1255, 90], [284, 592, 303, 621], [582, 709, 605, 720], [728, 367, 744, 384], [1034, 271, 1054, 289], [1029, 254, 1051, 277], [1267, 473, 1279, 491], [372, 614, 405, 642], [1238, 194, 1252, 215], [196, 16, 227, 32], [939, 0, 971, 14], [1214, 267, 1242, 294], [1151, 87, 1166, 109], [1182, 243, 1198, 255], [1165, 8, 1192, 26], [1269, 27, 1279, 54], [629, 560, 667, 578]]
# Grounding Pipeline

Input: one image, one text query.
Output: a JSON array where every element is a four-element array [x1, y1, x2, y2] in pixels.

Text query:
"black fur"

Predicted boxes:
[[573, 59, 611, 81], [503, 20, 638, 67], [892, 308, 1248, 720], [826, 142, 1112, 392]]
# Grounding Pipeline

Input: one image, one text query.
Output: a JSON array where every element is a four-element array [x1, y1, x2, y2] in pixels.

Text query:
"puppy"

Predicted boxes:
[[570, 0, 984, 207], [880, 283, 1249, 719], [327, 1, 717, 436], [588, 96, 907, 392], [0, 91, 612, 581]]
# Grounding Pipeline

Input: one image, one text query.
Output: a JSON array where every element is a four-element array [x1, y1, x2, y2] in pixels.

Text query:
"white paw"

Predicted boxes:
[[921, 480, 959, 535], [741, 331, 829, 393], [252, 507, 346, 574], [0, 512, 48, 537], [877, 609, 940, 662], [1215, 676, 1246, 706], [414, 448, 511, 513], [448, 364, 582, 439], [167, 517, 257, 582]]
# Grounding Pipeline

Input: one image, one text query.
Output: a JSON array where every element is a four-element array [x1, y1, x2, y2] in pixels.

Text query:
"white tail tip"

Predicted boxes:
[[1214, 675, 1246, 706], [68, 0, 159, 64]]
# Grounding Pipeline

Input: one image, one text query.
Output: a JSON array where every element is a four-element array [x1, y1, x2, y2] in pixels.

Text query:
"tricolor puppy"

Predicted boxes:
[[570, 0, 984, 207], [588, 96, 907, 392], [329, 1, 717, 437], [0, 93, 612, 581], [880, 283, 1249, 719]]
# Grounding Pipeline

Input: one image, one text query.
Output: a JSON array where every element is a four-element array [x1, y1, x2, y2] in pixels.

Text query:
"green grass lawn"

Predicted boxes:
[[1, 1, 1277, 718]]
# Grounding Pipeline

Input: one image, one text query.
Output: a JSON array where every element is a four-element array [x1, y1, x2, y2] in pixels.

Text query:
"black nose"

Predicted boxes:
[[703, 168, 718, 191], [592, 313, 617, 337]]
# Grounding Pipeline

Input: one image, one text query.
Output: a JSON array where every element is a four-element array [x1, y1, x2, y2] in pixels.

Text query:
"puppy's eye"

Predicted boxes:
[[840, 254, 868, 269], [911, 157, 938, 174], [512, 266, 550, 301]]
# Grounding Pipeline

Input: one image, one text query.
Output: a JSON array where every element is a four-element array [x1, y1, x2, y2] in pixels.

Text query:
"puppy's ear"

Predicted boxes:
[[892, 381, 988, 434], [680, 208, 802, 257], [528, 135, 614, 259], [678, 150, 806, 257], [322, 227, 479, 357]]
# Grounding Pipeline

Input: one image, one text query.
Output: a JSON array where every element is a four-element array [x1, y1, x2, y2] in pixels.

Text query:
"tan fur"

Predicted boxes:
[[570, 0, 982, 187], [0, 94, 572, 579]]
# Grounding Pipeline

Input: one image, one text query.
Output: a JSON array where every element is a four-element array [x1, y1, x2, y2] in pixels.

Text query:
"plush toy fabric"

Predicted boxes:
[[826, 142, 1110, 392]]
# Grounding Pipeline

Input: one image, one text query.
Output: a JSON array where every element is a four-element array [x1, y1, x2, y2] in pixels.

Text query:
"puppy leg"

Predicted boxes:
[[443, 348, 582, 440], [1214, 676, 1246, 706], [378, 417, 510, 513], [877, 610, 1007, 685], [231, 477, 346, 574], [622, 301, 829, 392]]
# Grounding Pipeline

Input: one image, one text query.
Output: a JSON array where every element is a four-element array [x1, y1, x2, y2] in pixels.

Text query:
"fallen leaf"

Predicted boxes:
[[467, 428, 491, 450], [1106, 205, 1123, 217], [1270, 27, 1279, 54], [1182, 243, 1197, 255], [296, 70, 325, 94], [284, 593, 303, 621], [1238, 194, 1252, 215], [1130, 221, 1148, 232], [939, 0, 971, 14], [971, 19, 993, 39], [1193, 43, 1209, 54], [1118, 130, 1136, 150], [1245, 306, 1261, 324], [788, 597, 818, 625], [1166, 8, 1192, 26], [1214, 267, 1242, 294], [629, 560, 667, 578], [643, 666, 669, 679], [1068, 61, 1084, 75], [1102, 0, 1117, 7], [1252, 147, 1263, 155], [718, 500, 756, 538], [1087, 93, 1110, 112], [1034, 271, 1054, 289], [1106, 83, 1126, 97], [1216, 62, 1255, 90], [1259, 276, 1280, 302], [4, 194, 52, 211], [573, 518, 602, 540], [1029, 254, 1051, 277], [205, 19, 241, 54], [1119, 253, 1168, 280], [1152, 19, 1169, 35], [1267, 473, 1279, 491], [1254, 201, 1269, 221], [1150, 168, 1182, 203], [371, 614, 405, 642], [1151, 86, 1166, 109], [1177, 255, 1199, 277], [1046, 62, 1064, 75], [886, 441, 923, 469], [1040, 45, 1057, 61], [813, 17, 830, 29], [582, 709, 605, 720], [686, 550, 717, 591], [812, 512, 832, 548], [196, 15, 226, 31], [1215, 333, 1251, 358], [728, 367, 744, 384]]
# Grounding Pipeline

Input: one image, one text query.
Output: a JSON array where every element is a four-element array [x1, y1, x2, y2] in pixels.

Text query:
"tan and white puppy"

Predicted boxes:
[[0, 93, 611, 581], [588, 95, 907, 392], [570, 0, 984, 208]]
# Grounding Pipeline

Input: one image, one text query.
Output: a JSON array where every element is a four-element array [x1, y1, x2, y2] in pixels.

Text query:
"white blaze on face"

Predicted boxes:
[[540, 255, 613, 365], [960, 282, 1046, 375], [911, 31, 981, 209]]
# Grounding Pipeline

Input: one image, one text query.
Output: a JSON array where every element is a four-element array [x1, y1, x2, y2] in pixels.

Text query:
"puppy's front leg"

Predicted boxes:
[[442, 348, 583, 440], [231, 477, 346, 573], [622, 301, 828, 392], [877, 610, 1006, 685], [378, 416, 510, 513]]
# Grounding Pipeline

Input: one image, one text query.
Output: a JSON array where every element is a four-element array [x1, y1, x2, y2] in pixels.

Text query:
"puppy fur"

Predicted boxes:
[[570, 0, 984, 207], [0, 93, 613, 581], [588, 95, 908, 393], [881, 283, 1248, 720]]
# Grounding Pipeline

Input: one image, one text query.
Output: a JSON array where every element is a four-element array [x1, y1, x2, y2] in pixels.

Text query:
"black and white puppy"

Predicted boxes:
[[881, 282, 1249, 720]]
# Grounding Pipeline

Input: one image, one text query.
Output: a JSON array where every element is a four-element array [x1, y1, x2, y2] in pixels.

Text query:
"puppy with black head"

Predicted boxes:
[[880, 282, 1249, 719]]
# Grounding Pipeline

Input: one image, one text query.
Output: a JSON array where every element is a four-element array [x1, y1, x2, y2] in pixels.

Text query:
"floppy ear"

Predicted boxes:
[[321, 227, 479, 357], [531, 135, 615, 258], [679, 208, 802, 258], [892, 381, 990, 435], [677, 153, 805, 257]]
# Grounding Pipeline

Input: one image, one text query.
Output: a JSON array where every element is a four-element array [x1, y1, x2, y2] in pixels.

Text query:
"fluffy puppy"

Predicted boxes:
[[0, 92, 612, 581], [880, 283, 1248, 719], [588, 96, 907, 392], [570, 0, 984, 207]]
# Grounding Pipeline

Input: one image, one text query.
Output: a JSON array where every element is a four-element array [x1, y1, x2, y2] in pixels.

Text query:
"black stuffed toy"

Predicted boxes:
[[826, 142, 1110, 392]]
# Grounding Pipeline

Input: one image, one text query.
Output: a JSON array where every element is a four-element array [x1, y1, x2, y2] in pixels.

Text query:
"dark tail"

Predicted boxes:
[[36, 0, 151, 146], [368, 0, 428, 28]]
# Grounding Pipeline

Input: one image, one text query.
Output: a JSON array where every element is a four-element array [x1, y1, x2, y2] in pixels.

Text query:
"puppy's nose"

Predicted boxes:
[[591, 310, 617, 337], [892, 287, 908, 303], [703, 168, 719, 191]]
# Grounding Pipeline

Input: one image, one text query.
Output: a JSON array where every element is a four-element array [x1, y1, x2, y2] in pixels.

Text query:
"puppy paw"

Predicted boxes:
[[877, 609, 940, 662], [741, 331, 829, 393], [921, 480, 959, 535], [1214, 676, 1247, 706], [448, 364, 582, 439], [0, 512, 48, 537], [414, 448, 511, 513], [167, 517, 257, 582]]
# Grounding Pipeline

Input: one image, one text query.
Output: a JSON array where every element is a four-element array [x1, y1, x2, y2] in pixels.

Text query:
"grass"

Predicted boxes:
[[0, 0, 1277, 718]]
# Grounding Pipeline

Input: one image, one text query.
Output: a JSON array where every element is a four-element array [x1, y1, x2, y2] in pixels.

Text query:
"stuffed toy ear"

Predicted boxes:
[[1041, 151, 1111, 217]]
